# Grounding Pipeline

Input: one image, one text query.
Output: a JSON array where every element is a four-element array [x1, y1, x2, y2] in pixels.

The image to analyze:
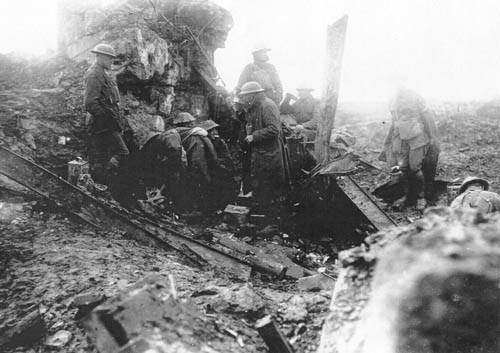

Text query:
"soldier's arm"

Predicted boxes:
[[279, 94, 294, 114], [252, 105, 280, 142], [84, 74, 108, 119]]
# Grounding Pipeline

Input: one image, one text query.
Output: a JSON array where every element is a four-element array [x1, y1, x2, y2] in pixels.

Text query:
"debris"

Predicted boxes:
[[297, 274, 335, 292], [71, 292, 107, 320], [318, 208, 500, 353], [281, 295, 308, 322], [45, 330, 72, 348], [67, 158, 89, 185], [0, 308, 46, 349], [83, 275, 230, 353], [202, 283, 266, 318], [256, 315, 295, 353], [223, 204, 250, 225]]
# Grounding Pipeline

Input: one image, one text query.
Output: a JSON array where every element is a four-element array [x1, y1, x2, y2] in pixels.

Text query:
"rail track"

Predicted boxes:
[[0, 145, 314, 280]]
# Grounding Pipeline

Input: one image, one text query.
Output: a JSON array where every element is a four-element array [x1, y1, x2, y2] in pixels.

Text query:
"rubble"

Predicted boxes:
[[297, 273, 336, 292], [317, 208, 500, 353], [0, 308, 46, 350]]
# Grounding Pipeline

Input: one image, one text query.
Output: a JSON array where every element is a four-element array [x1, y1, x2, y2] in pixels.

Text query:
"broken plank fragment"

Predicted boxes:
[[256, 315, 295, 353], [83, 275, 235, 353]]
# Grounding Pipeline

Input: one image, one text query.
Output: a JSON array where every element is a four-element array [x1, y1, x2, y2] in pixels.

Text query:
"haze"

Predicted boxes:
[[1, 0, 500, 102]]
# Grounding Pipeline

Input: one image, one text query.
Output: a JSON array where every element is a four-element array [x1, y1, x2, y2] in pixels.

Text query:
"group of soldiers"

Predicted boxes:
[[84, 42, 500, 218], [83, 43, 319, 216]]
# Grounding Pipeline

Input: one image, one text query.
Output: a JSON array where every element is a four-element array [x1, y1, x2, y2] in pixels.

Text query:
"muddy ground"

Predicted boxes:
[[1, 109, 499, 352]]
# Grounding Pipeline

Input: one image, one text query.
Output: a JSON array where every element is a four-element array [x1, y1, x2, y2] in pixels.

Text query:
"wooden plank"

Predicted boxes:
[[315, 15, 348, 164], [0, 146, 251, 280], [336, 176, 397, 230], [256, 316, 295, 353]]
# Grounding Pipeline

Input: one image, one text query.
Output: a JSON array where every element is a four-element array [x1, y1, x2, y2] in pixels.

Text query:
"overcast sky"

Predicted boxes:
[[1, 0, 500, 102]]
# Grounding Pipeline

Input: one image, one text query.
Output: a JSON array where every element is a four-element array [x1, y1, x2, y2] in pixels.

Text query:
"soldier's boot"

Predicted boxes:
[[393, 171, 409, 210]]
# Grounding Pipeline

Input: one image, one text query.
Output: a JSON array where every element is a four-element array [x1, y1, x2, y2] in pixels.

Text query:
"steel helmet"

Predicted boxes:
[[198, 119, 219, 131], [239, 81, 265, 96], [459, 176, 490, 194], [173, 112, 195, 125], [251, 43, 271, 54], [91, 43, 117, 58], [151, 115, 165, 132]]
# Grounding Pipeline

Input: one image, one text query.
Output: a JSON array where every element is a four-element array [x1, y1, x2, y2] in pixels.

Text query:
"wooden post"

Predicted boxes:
[[314, 16, 348, 165]]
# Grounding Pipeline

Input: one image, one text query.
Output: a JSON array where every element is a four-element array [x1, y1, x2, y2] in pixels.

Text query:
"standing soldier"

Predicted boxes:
[[379, 88, 440, 209], [238, 81, 289, 213], [236, 44, 283, 105], [84, 43, 129, 184]]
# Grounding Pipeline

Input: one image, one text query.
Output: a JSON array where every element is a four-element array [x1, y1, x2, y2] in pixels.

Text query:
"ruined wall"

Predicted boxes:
[[0, 0, 232, 171], [317, 208, 500, 353]]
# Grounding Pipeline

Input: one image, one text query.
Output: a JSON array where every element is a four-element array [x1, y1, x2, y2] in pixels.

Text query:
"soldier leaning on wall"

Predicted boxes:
[[84, 43, 130, 185]]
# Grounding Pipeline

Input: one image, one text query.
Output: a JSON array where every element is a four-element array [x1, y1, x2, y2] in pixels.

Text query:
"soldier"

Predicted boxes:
[[174, 112, 219, 212], [379, 88, 440, 210], [84, 43, 129, 184], [236, 44, 283, 105], [238, 81, 289, 212], [280, 84, 320, 140], [450, 177, 500, 213]]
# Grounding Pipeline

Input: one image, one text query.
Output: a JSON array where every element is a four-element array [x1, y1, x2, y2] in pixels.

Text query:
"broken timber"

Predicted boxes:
[[315, 15, 348, 164], [256, 316, 295, 353], [336, 176, 397, 230], [0, 145, 299, 280]]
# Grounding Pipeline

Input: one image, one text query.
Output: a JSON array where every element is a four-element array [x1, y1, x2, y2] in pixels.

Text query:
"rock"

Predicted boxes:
[[297, 274, 335, 292], [205, 283, 265, 317], [71, 292, 107, 320], [0, 308, 46, 349], [318, 208, 500, 353], [83, 275, 237, 353], [281, 295, 308, 322], [45, 330, 72, 348]]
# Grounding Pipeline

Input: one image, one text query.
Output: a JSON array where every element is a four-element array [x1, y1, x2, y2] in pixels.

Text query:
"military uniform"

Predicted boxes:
[[246, 95, 289, 206], [451, 190, 500, 213], [380, 89, 440, 205], [84, 62, 129, 183], [236, 62, 283, 105]]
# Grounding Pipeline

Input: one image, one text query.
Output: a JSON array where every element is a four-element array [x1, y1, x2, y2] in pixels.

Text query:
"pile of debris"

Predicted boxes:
[[0, 0, 233, 172], [318, 207, 500, 353]]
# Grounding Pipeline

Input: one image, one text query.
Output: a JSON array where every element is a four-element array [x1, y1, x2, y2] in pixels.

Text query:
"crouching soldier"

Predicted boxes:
[[199, 119, 238, 210], [138, 124, 183, 205], [280, 84, 320, 141], [379, 88, 440, 210], [238, 81, 289, 215], [84, 43, 129, 184], [173, 112, 219, 213], [450, 177, 500, 214]]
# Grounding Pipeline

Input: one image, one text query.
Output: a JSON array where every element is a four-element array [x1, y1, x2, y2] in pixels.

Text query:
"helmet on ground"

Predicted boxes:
[[173, 112, 195, 125], [239, 81, 265, 96], [198, 119, 219, 131], [91, 43, 117, 58], [459, 176, 490, 194], [251, 43, 271, 54]]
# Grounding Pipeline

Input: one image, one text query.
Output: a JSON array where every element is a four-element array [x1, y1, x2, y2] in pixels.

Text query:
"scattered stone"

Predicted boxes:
[[297, 274, 335, 292], [45, 330, 72, 348], [71, 292, 107, 320], [205, 283, 266, 317], [281, 295, 308, 322]]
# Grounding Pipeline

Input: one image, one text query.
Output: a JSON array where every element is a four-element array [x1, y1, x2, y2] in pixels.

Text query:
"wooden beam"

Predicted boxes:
[[314, 16, 348, 164]]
